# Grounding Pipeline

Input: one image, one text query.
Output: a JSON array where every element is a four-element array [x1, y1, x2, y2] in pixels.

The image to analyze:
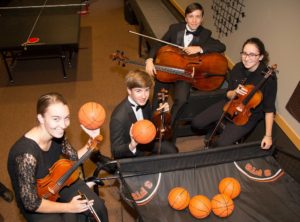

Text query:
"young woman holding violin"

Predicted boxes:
[[192, 37, 277, 149], [145, 2, 226, 126], [7, 92, 108, 222]]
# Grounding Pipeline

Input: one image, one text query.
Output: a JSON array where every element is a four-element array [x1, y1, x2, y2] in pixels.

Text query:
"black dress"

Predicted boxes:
[[7, 136, 108, 222]]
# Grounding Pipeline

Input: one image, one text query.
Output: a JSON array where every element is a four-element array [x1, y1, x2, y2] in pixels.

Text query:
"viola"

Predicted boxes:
[[36, 135, 103, 201], [111, 45, 228, 91], [224, 64, 277, 126], [152, 88, 172, 141]]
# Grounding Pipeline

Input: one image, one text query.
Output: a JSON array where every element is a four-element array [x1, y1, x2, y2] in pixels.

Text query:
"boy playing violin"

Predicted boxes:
[[110, 70, 178, 159]]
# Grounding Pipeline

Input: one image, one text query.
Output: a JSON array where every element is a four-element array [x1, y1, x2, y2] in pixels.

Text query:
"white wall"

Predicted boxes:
[[174, 0, 300, 137]]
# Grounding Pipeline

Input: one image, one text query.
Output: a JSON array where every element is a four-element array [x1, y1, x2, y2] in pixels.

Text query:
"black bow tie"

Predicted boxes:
[[130, 103, 142, 111], [185, 29, 196, 36]]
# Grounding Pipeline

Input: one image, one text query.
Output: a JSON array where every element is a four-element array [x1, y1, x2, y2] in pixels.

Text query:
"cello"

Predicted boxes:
[[36, 135, 103, 201], [111, 45, 228, 91]]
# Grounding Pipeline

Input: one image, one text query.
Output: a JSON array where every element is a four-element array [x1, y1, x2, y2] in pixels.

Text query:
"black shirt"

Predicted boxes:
[[227, 62, 277, 121], [7, 136, 77, 215]]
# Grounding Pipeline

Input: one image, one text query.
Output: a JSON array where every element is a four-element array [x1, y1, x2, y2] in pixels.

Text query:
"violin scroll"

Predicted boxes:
[[89, 135, 103, 149]]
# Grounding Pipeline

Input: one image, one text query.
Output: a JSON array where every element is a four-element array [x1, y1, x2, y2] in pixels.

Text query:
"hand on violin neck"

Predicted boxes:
[[234, 84, 248, 96], [157, 102, 169, 112]]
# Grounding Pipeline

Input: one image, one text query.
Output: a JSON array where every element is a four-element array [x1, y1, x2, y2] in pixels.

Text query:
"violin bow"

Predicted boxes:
[[205, 78, 247, 148], [129, 30, 184, 49], [78, 190, 102, 222]]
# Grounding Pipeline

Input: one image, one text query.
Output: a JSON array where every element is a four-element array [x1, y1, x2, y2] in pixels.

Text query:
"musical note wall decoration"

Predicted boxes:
[[211, 0, 245, 37]]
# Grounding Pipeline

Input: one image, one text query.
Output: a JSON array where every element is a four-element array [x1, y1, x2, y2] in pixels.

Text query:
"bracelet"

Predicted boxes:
[[264, 135, 272, 138]]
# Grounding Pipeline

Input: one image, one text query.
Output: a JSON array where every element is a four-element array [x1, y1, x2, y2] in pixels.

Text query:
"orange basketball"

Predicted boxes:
[[219, 177, 241, 199], [78, 102, 106, 130], [189, 195, 211, 219], [131, 119, 156, 144], [211, 194, 234, 218], [168, 187, 190, 210]]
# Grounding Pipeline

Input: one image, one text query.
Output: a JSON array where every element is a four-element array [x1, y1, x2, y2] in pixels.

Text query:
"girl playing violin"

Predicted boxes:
[[192, 37, 277, 149], [7, 92, 108, 222]]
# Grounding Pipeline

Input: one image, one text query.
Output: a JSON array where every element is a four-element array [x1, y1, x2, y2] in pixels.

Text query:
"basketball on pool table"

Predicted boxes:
[[168, 187, 190, 210], [211, 194, 234, 218], [131, 119, 156, 144], [78, 102, 106, 130], [219, 177, 241, 199], [189, 195, 211, 219]]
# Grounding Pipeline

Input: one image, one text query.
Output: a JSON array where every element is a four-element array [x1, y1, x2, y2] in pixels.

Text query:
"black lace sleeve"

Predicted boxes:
[[15, 153, 42, 212], [61, 136, 78, 161]]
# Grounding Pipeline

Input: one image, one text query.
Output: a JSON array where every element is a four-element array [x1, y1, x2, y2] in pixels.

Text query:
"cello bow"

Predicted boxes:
[[129, 30, 184, 49]]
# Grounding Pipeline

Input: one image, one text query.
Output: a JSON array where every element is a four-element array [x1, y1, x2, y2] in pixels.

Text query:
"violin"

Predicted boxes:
[[36, 135, 103, 201], [224, 64, 277, 126], [152, 88, 172, 141], [111, 45, 228, 91]]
